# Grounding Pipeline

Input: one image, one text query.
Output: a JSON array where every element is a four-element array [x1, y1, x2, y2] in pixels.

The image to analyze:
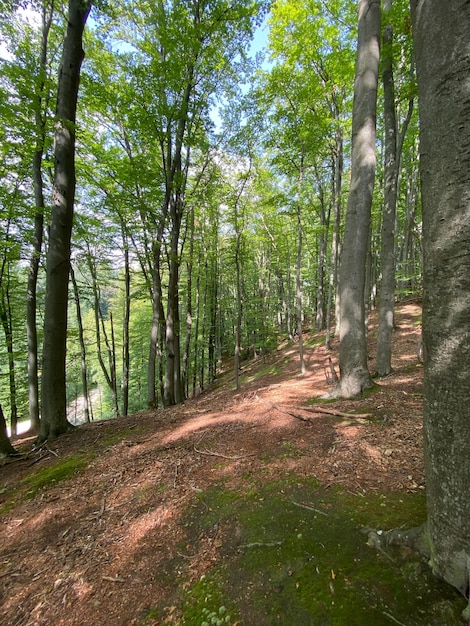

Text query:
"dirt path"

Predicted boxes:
[[2, 302, 461, 626]]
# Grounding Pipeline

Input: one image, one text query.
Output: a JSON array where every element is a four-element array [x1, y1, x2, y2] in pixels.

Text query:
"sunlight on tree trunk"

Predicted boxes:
[[328, 0, 381, 398]]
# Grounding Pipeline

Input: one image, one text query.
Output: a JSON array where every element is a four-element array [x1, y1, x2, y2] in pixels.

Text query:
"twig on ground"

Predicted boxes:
[[102, 576, 125, 583], [238, 541, 283, 549], [382, 611, 408, 626], [291, 501, 328, 516], [193, 446, 256, 460]]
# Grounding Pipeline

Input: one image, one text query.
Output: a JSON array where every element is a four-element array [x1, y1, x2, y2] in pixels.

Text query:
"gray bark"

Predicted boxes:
[[411, 0, 470, 615], [39, 0, 91, 441], [376, 0, 397, 376], [334, 0, 381, 398], [326, 128, 343, 350], [27, 1, 54, 433], [70, 265, 90, 423], [0, 403, 16, 457]]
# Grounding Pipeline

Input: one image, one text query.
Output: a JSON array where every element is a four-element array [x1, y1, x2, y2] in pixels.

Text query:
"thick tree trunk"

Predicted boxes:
[[0, 403, 16, 457], [39, 0, 91, 441], [411, 0, 470, 615], [333, 0, 381, 398]]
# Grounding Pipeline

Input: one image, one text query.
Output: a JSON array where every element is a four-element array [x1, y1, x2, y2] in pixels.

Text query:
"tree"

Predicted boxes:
[[39, 0, 92, 441], [0, 402, 16, 457], [410, 0, 470, 616], [376, 0, 415, 376], [332, 0, 381, 398]]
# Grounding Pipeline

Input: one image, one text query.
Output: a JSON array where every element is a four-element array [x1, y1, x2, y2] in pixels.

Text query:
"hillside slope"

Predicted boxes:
[[1, 302, 466, 625]]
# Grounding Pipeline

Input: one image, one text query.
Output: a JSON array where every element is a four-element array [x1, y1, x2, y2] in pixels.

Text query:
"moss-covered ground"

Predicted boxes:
[[177, 477, 466, 625]]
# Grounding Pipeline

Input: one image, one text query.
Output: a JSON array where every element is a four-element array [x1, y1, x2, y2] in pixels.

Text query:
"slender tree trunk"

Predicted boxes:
[[234, 229, 242, 391], [411, 0, 470, 613], [108, 312, 119, 418], [182, 207, 194, 397], [332, 0, 381, 398], [164, 196, 183, 406], [192, 246, 203, 397], [376, 0, 398, 376], [326, 130, 343, 349], [39, 0, 91, 441], [121, 226, 131, 416], [70, 265, 90, 423], [148, 239, 166, 408], [27, 1, 54, 434], [0, 282, 18, 437], [296, 168, 305, 374]]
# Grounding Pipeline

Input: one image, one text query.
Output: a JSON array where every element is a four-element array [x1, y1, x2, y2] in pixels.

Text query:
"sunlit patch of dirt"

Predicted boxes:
[[0, 301, 425, 626]]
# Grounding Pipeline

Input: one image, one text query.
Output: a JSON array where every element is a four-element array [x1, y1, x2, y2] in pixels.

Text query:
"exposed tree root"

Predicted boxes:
[[364, 524, 470, 622], [363, 523, 430, 559]]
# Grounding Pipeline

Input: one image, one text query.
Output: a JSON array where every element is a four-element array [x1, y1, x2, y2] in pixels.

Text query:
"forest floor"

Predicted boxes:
[[0, 300, 467, 626]]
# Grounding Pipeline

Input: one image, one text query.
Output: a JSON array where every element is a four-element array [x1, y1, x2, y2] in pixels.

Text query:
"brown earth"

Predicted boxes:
[[0, 301, 425, 626]]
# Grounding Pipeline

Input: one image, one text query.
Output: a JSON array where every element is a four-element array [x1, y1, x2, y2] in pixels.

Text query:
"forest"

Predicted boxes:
[[0, 0, 469, 624]]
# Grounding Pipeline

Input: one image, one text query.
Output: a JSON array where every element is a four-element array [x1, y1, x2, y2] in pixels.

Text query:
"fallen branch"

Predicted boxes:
[[279, 404, 372, 419], [193, 446, 256, 460], [102, 575, 125, 583], [273, 406, 312, 422], [306, 406, 372, 419]]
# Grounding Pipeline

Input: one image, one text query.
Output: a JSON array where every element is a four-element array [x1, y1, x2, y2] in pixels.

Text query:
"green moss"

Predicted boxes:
[[303, 336, 325, 349], [0, 453, 90, 514], [136, 607, 160, 625], [177, 479, 466, 625], [21, 454, 89, 499], [240, 361, 284, 384], [181, 573, 238, 625]]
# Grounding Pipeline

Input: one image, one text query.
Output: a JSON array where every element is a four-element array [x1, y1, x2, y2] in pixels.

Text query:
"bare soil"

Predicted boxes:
[[0, 302, 427, 626]]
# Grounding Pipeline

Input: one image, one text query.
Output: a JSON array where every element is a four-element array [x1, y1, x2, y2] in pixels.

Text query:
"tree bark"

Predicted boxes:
[[333, 0, 381, 398], [39, 0, 91, 441], [70, 265, 90, 423], [376, 0, 397, 377], [411, 0, 470, 615], [27, 0, 54, 434], [0, 278, 18, 437], [0, 403, 16, 457], [326, 127, 343, 350]]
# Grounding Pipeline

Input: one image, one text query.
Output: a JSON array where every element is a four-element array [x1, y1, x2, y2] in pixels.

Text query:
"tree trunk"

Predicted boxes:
[[234, 228, 242, 391], [326, 128, 343, 350], [0, 403, 16, 457], [147, 239, 166, 409], [296, 169, 305, 375], [333, 0, 381, 398], [39, 0, 91, 441], [164, 196, 183, 407], [27, 1, 54, 434], [70, 265, 90, 423], [121, 226, 131, 417], [0, 280, 18, 437], [376, 0, 397, 377], [411, 0, 470, 615]]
